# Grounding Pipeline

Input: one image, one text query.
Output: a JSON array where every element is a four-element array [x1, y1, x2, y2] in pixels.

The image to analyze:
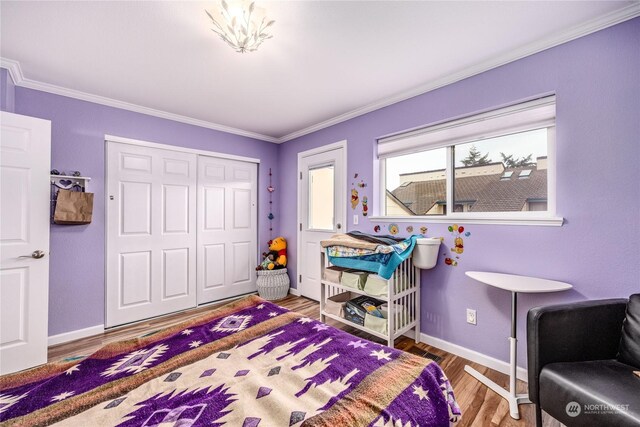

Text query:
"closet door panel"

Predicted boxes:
[[121, 181, 151, 235], [107, 143, 197, 327], [232, 189, 251, 229], [232, 241, 251, 284], [197, 156, 257, 304], [204, 244, 225, 289], [162, 185, 189, 234], [204, 187, 225, 230], [162, 248, 190, 299], [120, 251, 152, 306]]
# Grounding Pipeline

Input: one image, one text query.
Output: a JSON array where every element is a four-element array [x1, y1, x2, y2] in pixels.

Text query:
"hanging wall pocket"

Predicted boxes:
[[54, 189, 94, 225]]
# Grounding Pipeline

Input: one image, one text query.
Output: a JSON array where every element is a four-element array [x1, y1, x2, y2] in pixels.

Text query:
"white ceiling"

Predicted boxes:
[[1, 1, 638, 142]]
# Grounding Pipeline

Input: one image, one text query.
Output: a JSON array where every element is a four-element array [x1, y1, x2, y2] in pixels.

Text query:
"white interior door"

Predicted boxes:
[[197, 156, 257, 304], [0, 112, 51, 374], [298, 143, 346, 301], [106, 142, 197, 327]]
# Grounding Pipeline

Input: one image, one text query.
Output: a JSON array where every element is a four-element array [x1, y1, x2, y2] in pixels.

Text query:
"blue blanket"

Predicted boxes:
[[327, 235, 418, 279]]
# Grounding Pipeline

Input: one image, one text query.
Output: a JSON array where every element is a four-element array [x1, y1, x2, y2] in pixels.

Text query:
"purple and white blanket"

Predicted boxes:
[[0, 295, 460, 426]]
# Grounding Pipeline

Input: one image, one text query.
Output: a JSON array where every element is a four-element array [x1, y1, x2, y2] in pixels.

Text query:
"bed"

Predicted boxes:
[[0, 295, 460, 426]]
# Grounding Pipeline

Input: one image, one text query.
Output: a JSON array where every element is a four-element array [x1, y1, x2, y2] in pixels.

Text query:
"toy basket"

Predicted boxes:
[[256, 268, 290, 301]]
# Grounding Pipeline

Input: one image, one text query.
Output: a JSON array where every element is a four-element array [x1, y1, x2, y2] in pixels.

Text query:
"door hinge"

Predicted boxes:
[[299, 274, 302, 283], [300, 172, 302, 180], [299, 223, 302, 231]]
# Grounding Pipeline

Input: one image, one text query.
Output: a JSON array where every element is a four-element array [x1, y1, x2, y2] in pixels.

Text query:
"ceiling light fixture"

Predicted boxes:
[[206, 0, 275, 53]]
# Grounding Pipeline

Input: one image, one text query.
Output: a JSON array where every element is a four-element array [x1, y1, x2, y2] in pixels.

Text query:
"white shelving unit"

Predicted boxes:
[[319, 251, 420, 347], [50, 174, 91, 191]]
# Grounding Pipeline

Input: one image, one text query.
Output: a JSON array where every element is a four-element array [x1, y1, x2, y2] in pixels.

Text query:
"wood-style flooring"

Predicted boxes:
[[48, 294, 563, 427]]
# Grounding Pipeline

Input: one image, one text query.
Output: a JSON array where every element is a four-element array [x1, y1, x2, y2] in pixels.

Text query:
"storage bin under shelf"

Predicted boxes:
[[321, 311, 390, 341], [319, 250, 421, 347], [320, 280, 389, 302]]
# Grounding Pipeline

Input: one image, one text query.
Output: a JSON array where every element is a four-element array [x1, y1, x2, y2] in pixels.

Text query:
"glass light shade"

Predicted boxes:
[[206, 0, 274, 53]]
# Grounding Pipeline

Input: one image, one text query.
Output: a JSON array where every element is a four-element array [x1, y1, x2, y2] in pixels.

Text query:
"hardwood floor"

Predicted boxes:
[[48, 294, 562, 427]]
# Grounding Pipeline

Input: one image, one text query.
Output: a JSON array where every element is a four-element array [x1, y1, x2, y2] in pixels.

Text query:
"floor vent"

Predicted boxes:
[[408, 347, 443, 363]]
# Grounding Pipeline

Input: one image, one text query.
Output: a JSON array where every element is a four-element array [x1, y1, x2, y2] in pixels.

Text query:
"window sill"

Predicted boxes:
[[366, 215, 564, 227]]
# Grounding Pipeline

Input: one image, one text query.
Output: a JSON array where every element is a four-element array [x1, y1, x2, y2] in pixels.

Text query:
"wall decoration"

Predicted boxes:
[[444, 224, 470, 267], [267, 168, 275, 236], [420, 226, 428, 235], [351, 188, 359, 209], [388, 223, 399, 235], [350, 173, 368, 210], [406, 226, 413, 233], [373, 225, 381, 233]]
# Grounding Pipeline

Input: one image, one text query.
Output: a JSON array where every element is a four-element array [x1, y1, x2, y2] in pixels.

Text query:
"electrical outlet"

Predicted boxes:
[[353, 214, 359, 225], [466, 308, 477, 325]]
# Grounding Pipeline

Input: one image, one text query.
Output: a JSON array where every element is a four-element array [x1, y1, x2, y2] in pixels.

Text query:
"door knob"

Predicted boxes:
[[19, 250, 46, 259]]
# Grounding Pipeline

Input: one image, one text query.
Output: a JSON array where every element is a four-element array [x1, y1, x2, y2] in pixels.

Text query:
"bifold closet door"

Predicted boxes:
[[197, 156, 257, 304], [106, 143, 197, 327]]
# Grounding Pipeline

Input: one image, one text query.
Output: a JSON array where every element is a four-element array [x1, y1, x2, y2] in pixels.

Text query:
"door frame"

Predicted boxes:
[[104, 134, 260, 327], [296, 140, 347, 294], [105, 134, 261, 164]]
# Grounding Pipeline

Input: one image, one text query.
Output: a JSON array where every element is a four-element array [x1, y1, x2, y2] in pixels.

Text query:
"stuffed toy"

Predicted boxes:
[[256, 236, 288, 270], [267, 236, 287, 270], [256, 250, 277, 271]]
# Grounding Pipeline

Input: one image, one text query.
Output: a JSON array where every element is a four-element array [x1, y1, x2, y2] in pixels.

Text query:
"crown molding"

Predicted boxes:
[[0, 58, 279, 144], [2, 3, 638, 145], [277, 3, 640, 143], [0, 57, 23, 85]]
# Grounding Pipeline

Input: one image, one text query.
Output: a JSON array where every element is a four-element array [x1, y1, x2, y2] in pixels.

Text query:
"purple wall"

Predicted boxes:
[[279, 18, 640, 368], [2, 18, 638, 369], [0, 68, 16, 112], [9, 89, 280, 336]]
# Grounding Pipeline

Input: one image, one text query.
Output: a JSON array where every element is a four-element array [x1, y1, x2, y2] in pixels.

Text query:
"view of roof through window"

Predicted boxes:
[[385, 128, 548, 215]]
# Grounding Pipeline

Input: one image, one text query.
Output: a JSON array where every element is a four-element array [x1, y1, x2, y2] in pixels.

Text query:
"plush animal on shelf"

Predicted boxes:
[[256, 236, 288, 270]]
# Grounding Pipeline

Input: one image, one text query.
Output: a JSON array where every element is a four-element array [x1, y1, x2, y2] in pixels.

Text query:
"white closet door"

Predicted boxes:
[[197, 156, 257, 304], [106, 143, 197, 327]]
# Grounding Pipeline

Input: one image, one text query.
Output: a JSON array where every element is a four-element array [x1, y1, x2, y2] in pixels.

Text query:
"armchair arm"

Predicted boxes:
[[526, 298, 628, 404]]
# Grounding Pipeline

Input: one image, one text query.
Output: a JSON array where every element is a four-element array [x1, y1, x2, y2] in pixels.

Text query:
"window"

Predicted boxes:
[[308, 164, 334, 230], [518, 169, 532, 179], [377, 96, 560, 225], [500, 171, 514, 180]]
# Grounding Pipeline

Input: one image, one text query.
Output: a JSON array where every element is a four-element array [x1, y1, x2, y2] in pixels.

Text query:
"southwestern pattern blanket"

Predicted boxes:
[[0, 295, 460, 426]]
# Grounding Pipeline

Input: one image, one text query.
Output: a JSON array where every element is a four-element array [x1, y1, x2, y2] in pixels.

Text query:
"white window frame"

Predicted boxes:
[[371, 96, 563, 226]]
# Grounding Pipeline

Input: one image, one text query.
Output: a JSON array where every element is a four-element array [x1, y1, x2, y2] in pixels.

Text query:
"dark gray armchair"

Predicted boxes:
[[527, 294, 640, 427]]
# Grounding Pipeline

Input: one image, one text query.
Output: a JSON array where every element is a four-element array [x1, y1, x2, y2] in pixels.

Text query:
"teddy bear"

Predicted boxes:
[[267, 236, 287, 269], [256, 236, 288, 270]]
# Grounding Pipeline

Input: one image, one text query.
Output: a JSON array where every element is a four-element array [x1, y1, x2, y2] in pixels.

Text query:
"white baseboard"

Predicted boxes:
[[420, 332, 528, 382], [289, 287, 301, 296], [48, 324, 104, 347]]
